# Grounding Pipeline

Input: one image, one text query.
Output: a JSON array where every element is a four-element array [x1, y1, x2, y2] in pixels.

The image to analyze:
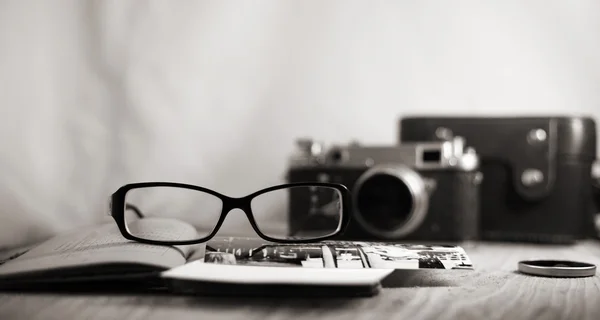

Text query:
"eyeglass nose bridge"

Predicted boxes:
[[220, 196, 253, 217]]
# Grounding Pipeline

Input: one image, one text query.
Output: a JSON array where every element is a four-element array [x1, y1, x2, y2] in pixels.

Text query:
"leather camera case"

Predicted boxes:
[[398, 116, 597, 244]]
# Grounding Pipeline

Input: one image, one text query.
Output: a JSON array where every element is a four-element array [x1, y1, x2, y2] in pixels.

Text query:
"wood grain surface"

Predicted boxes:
[[1, 241, 599, 320]]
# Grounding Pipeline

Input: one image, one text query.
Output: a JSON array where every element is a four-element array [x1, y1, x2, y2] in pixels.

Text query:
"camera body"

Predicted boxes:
[[286, 137, 482, 242], [399, 116, 598, 244]]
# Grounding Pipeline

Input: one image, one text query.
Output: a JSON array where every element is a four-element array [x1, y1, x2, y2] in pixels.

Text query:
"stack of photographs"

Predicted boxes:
[[200, 237, 473, 270]]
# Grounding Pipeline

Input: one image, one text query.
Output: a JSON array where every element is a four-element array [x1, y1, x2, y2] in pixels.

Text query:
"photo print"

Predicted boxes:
[[202, 237, 473, 270]]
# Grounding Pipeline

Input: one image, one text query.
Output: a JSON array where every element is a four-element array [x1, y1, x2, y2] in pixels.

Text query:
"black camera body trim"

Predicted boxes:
[[399, 115, 598, 244], [287, 167, 481, 242], [286, 137, 482, 243]]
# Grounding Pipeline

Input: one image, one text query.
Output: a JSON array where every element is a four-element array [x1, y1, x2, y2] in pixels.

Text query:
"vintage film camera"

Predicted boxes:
[[399, 116, 598, 244], [285, 136, 482, 242]]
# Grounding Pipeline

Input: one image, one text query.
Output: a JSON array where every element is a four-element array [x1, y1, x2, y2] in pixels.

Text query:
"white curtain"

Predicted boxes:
[[0, 0, 599, 248]]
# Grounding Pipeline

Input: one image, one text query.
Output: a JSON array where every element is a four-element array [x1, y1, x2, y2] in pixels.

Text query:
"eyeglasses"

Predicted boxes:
[[108, 182, 351, 245]]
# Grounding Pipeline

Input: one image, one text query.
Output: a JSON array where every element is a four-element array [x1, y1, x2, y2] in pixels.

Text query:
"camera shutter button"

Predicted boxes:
[[435, 127, 454, 140]]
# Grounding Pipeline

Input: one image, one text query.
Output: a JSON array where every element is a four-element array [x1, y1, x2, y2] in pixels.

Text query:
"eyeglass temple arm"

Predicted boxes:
[[125, 203, 145, 218]]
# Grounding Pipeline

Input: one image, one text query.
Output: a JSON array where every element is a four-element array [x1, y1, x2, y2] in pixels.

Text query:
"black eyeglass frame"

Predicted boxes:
[[108, 181, 351, 246]]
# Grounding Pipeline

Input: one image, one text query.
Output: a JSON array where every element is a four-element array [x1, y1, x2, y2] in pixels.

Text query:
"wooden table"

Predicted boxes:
[[0, 241, 599, 320]]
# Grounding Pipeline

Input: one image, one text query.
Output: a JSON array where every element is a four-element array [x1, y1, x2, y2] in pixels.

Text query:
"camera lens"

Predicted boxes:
[[352, 164, 429, 239], [355, 174, 413, 231]]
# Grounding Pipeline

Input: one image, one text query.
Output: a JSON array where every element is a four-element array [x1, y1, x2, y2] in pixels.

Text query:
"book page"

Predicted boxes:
[[0, 218, 200, 278]]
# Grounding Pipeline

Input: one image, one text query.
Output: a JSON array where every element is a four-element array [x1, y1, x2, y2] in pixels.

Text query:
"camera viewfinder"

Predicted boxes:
[[422, 149, 442, 163]]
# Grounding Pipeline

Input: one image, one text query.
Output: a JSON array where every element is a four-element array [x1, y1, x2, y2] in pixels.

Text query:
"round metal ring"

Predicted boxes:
[[352, 164, 429, 240], [518, 260, 596, 278]]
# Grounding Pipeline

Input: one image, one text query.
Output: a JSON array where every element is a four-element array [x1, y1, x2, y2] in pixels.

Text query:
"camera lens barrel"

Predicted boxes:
[[352, 164, 430, 239]]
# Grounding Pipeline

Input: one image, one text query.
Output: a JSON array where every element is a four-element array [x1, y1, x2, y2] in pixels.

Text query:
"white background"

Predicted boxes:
[[0, 0, 598, 248]]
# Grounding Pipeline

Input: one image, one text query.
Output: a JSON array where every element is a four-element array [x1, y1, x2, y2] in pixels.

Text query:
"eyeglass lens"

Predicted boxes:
[[122, 186, 343, 242]]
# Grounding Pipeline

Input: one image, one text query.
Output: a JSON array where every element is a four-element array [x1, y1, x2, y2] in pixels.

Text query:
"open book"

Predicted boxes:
[[0, 218, 473, 295], [0, 219, 202, 290]]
